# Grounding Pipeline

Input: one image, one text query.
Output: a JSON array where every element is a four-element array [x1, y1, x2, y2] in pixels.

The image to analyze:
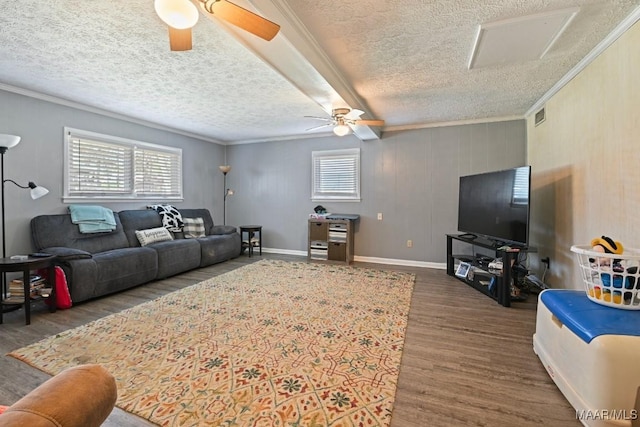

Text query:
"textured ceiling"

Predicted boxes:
[[0, 0, 638, 144]]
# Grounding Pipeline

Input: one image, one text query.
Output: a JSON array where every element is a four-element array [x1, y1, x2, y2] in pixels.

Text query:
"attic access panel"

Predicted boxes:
[[468, 7, 580, 69]]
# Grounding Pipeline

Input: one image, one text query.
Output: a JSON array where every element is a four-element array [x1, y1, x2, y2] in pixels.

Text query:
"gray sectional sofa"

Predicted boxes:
[[30, 208, 241, 304]]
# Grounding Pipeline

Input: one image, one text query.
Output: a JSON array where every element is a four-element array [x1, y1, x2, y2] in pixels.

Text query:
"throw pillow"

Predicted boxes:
[[183, 217, 206, 238], [135, 227, 173, 246], [147, 204, 183, 232]]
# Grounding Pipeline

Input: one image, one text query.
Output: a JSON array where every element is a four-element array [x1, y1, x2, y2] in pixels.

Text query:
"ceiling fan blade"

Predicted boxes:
[[204, 0, 280, 41], [354, 119, 385, 127], [344, 108, 364, 120], [306, 123, 333, 131], [304, 115, 333, 121], [168, 26, 192, 51]]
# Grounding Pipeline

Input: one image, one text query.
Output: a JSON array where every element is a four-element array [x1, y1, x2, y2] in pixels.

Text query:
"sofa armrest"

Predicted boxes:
[[210, 225, 238, 235], [0, 364, 117, 427], [41, 247, 93, 261]]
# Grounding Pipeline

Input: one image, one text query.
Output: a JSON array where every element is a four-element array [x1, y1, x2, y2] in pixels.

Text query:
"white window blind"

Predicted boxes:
[[68, 138, 132, 195], [134, 147, 182, 196], [64, 127, 182, 201], [312, 148, 360, 201]]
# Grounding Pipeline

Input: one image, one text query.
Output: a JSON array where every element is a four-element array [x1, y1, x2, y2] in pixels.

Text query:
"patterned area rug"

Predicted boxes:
[[9, 260, 415, 426]]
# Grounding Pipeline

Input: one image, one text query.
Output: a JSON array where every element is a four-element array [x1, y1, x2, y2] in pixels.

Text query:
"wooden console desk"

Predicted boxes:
[[308, 216, 357, 264]]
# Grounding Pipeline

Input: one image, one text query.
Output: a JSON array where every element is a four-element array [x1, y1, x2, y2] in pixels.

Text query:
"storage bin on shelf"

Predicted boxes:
[[571, 245, 640, 309]]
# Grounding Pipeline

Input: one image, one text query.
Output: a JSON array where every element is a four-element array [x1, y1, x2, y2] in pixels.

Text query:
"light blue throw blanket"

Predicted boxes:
[[69, 205, 116, 233]]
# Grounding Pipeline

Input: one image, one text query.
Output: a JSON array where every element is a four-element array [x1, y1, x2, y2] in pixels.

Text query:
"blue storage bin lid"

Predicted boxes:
[[540, 289, 640, 343]]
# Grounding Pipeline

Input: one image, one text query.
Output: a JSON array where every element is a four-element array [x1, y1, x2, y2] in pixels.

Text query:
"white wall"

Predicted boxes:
[[526, 20, 640, 288], [0, 89, 225, 257]]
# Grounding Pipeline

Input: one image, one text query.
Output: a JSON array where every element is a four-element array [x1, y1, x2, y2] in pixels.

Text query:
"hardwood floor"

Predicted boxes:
[[0, 254, 579, 426]]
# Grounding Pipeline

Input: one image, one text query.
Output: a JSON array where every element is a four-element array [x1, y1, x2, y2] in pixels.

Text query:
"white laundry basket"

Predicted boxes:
[[571, 245, 640, 309]]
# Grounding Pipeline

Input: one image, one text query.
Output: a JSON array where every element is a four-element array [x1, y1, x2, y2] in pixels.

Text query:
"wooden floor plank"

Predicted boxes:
[[0, 254, 579, 426]]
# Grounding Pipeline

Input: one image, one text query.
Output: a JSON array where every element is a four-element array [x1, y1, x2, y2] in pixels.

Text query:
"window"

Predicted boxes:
[[511, 167, 529, 205], [312, 148, 360, 201], [64, 127, 182, 201]]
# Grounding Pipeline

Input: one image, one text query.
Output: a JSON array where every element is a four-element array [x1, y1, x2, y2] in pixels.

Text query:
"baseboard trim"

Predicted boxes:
[[261, 247, 308, 257], [354, 255, 445, 269], [261, 247, 446, 269]]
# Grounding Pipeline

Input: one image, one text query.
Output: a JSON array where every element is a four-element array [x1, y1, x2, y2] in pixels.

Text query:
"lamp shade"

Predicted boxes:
[[154, 0, 199, 29], [0, 134, 20, 149], [219, 165, 231, 174], [333, 124, 350, 136], [28, 182, 49, 200]]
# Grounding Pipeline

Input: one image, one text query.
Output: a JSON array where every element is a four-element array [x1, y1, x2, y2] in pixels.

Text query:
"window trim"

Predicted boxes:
[[63, 127, 183, 203], [311, 148, 361, 202]]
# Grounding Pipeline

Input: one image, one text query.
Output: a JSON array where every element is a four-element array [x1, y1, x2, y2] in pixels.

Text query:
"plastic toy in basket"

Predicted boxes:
[[571, 245, 640, 309]]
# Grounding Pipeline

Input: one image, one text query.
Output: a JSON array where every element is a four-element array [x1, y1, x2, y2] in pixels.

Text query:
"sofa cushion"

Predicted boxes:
[[211, 225, 238, 235], [198, 233, 242, 267], [150, 239, 201, 279], [57, 258, 98, 303], [178, 209, 215, 234], [118, 210, 164, 247], [31, 213, 130, 254], [135, 227, 173, 246], [94, 247, 158, 297], [183, 217, 206, 238]]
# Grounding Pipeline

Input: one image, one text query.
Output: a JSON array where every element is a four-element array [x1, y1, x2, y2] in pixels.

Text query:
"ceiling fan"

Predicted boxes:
[[154, 0, 281, 51], [305, 108, 385, 136]]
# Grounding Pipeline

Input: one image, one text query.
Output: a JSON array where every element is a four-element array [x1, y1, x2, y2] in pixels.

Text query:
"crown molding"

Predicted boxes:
[[0, 83, 224, 145]]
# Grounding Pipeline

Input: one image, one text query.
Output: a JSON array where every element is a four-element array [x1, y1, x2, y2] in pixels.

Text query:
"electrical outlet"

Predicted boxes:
[[377, 213, 383, 220], [407, 240, 413, 248], [542, 257, 550, 269]]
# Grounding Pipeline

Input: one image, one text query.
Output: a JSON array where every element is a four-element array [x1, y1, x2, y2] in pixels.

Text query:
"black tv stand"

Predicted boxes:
[[446, 233, 536, 307], [458, 233, 477, 239]]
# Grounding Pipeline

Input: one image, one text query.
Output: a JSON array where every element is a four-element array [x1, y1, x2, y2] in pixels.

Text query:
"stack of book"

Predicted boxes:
[[4, 275, 49, 303], [242, 237, 260, 247]]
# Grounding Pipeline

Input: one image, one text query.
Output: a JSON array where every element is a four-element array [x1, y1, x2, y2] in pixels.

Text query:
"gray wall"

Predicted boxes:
[[226, 120, 526, 264], [0, 87, 526, 264], [0, 89, 225, 257]]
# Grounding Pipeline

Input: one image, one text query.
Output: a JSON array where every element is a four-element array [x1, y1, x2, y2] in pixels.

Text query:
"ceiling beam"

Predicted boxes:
[[208, 0, 382, 140]]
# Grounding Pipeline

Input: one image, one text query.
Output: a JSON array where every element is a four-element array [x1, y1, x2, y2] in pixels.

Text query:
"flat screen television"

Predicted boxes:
[[457, 166, 531, 247]]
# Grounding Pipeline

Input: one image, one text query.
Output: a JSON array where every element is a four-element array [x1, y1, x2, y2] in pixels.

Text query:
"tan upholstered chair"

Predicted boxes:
[[0, 364, 117, 427]]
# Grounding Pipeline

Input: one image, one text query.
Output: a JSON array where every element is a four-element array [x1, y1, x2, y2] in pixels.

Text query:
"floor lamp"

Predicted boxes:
[[219, 165, 234, 226], [1, 134, 50, 299]]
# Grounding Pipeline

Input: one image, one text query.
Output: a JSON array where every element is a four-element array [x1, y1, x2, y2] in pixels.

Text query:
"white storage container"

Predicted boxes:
[[533, 289, 640, 426]]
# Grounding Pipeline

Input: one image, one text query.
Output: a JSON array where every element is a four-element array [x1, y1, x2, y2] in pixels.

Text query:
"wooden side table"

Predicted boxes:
[[240, 225, 262, 257], [0, 255, 58, 325]]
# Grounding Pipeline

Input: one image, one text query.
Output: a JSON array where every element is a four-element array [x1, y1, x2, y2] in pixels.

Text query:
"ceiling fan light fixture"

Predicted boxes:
[[155, 0, 199, 29], [333, 123, 350, 137]]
